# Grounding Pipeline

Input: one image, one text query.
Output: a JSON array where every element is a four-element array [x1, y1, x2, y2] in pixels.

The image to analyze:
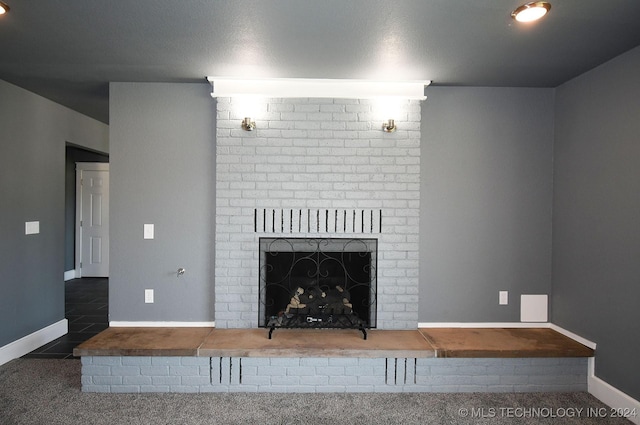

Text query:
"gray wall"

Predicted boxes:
[[109, 83, 215, 322], [419, 87, 554, 322], [109, 84, 557, 326], [553, 46, 640, 400], [0, 79, 108, 347]]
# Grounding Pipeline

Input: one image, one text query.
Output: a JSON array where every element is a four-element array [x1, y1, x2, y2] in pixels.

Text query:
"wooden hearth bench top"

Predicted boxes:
[[73, 327, 594, 359], [421, 328, 593, 358]]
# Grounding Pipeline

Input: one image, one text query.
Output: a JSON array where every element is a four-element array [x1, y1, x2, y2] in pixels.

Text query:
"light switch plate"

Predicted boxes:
[[25, 221, 40, 235], [144, 289, 154, 303], [143, 224, 154, 239], [499, 291, 509, 305]]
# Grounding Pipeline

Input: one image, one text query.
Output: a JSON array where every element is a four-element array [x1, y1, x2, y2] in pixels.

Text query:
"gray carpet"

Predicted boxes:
[[0, 359, 632, 425]]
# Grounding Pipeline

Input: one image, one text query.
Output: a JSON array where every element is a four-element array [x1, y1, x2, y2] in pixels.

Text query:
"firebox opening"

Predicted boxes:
[[259, 238, 377, 331]]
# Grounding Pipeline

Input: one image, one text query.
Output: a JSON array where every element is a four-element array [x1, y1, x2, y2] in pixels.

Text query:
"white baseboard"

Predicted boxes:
[[588, 358, 640, 425], [549, 323, 597, 350], [64, 270, 77, 281], [109, 321, 215, 328], [418, 322, 550, 328], [0, 319, 68, 366]]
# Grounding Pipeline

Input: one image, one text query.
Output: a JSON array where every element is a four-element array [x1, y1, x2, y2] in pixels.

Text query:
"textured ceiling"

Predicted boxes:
[[1, 0, 639, 124]]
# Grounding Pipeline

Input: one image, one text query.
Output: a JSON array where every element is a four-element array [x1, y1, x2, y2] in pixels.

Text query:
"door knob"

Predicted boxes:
[[177, 268, 186, 277]]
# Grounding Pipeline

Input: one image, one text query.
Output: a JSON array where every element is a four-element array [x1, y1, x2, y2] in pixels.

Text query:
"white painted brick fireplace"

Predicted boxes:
[[215, 97, 421, 329]]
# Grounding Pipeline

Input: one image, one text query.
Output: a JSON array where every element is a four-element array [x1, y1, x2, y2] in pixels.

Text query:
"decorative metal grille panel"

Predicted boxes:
[[254, 209, 382, 234]]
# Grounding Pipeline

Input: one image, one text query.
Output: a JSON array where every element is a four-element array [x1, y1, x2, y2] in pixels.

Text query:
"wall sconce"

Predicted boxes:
[[241, 117, 256, 131], [382, 119, 397, 133], [0, 1, 10, 14]]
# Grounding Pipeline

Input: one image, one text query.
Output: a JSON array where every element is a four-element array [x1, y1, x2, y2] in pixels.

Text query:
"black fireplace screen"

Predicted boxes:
[[259, 238, 377, 334]]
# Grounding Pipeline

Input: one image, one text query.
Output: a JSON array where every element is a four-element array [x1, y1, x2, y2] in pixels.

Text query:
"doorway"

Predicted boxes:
[[76, 162, 109, 277], [64, 145, 109, 279]]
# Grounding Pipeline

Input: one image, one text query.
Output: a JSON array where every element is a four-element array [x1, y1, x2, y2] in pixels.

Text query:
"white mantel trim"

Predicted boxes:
[[207, 77, 430, 99]]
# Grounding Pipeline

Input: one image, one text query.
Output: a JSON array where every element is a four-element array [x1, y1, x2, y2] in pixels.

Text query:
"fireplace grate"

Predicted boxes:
[[267, 311, 368, 339]]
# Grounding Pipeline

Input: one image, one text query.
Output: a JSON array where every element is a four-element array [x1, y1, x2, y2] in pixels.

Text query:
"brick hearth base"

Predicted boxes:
[[75, 328, 593, 393]]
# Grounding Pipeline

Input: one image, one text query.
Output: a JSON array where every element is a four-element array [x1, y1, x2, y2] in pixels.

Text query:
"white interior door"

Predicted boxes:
[[76, 163, 109, 277]]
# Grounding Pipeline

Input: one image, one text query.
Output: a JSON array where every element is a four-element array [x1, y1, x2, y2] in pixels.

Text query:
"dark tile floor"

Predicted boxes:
[[22, 277, 108, 359]]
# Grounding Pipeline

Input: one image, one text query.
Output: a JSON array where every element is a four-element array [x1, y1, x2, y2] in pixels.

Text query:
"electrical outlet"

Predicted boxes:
[[499, 291, 509, 305], [144, 289, 154, 303], [25, 221, 40, 235]]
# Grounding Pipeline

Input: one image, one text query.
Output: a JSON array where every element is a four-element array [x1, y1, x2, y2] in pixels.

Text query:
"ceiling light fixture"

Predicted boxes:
[[0, 1, 10, 15], [511, 2, 551, 23], [207, 77, 430, 100]]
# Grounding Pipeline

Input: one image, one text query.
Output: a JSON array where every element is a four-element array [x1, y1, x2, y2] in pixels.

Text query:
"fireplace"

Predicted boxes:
[[259, 238, 377, 338]]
